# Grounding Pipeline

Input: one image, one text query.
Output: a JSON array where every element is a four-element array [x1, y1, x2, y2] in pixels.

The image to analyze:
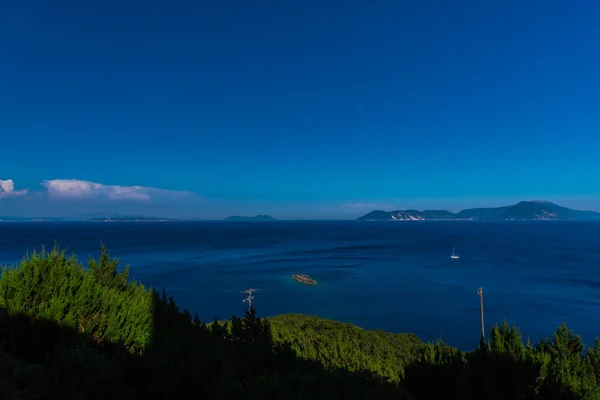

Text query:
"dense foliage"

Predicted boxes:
[[0, 245, 406, 399], [404, 322, 600, 399], [1, 244, 600, 399], [0, 244, 151, 353], [270, 314, 420, 382]]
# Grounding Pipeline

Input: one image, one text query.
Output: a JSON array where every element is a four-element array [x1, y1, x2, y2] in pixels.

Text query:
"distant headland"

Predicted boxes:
[[356, 201, 600, 221], [224, 215, 276, 221], [0, 214, 176, 222], [88, 216, 175, 222]]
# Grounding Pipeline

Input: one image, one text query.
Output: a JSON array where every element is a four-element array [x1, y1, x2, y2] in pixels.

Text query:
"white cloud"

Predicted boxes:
[[41, 179, 197, 201], [0, 179, 28, 199], [0, 180, 14, 193]]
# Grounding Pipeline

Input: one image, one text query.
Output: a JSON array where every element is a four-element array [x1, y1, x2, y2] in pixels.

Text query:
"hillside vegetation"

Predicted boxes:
[[270, 314, 423, 382], [215, 313, 423, 383], [1, 245, 600, 399]]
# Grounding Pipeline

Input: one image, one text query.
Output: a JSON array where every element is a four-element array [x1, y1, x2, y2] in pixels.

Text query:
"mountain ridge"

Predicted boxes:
[[356, 201, 600, 221], [224, 215, 276, 221]]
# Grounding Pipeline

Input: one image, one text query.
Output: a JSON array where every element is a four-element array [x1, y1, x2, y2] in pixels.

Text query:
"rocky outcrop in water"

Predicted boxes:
[[293, 274, 317, 285]]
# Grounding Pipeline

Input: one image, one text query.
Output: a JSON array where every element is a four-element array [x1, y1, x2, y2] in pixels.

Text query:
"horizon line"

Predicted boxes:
[[2, 199, 599, 220]]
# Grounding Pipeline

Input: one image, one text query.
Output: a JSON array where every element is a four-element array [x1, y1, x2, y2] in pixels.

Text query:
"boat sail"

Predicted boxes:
[[450, 246, 459, 259]]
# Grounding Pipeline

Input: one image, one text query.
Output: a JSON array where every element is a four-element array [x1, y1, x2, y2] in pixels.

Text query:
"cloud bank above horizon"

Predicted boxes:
[[2, 178, 599, 219], [0, 179, 28, 199], [1, 178, 400, 218], [40, 179, 196, 201], [0, 178, 201, 217]]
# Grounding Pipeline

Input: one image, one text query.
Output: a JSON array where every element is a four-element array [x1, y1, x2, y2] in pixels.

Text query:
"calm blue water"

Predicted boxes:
[[1, 220, 599, 350]]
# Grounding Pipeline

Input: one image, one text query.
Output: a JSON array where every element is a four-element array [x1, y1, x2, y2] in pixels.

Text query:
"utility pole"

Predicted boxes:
[[477, 287, 485, 343], [241, 288, 259, 311]]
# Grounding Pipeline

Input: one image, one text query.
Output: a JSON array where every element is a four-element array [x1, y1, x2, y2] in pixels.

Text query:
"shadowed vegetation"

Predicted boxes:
[[0, 245, 407, 399], [1, 244, 600, 399]]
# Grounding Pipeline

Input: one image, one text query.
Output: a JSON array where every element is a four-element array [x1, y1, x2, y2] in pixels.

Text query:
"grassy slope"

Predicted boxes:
[[251, 314, 422, 382]]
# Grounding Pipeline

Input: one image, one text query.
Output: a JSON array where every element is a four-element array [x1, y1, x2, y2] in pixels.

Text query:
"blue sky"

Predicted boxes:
[[1, 0, 599, 218]]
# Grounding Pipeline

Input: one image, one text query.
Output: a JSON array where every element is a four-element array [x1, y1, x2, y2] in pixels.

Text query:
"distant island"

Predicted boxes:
[[0, 217, 65, 222], [87, 216, 175, 222], [224, 215, 276, 221], [356, 201, 600, 221], [0, 214, 176, 222], [81, 213, 175, 222]]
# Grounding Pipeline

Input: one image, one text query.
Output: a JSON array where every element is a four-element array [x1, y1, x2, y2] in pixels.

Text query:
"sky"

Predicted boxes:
[[1, 0, 599, 219]]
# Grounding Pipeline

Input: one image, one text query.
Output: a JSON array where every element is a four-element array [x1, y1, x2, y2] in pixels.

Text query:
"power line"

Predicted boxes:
[[241, 288, 259, 310]]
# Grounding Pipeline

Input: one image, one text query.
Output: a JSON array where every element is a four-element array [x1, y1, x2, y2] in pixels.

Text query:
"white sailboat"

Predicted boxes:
[[450, 246, 459, 259]]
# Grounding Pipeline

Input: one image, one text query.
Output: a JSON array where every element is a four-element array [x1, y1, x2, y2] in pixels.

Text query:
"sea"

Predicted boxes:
[[1, 220, 599, 351]]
